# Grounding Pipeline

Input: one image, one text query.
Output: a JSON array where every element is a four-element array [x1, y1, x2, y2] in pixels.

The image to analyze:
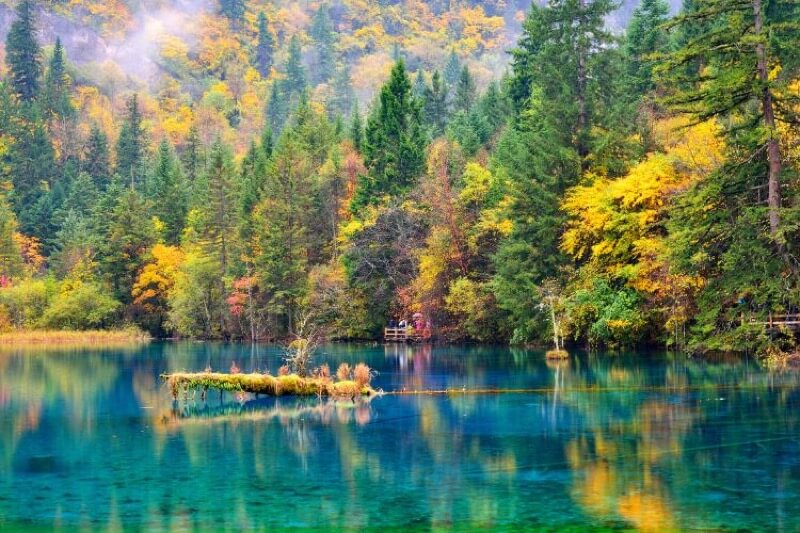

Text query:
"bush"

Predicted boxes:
[[39, 282, 121, 330], [0, 278, 58, 328]]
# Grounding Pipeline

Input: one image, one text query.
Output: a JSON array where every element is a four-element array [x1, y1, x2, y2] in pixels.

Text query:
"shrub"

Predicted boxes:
[[353, 363, 373, 387], [39, 282, 120, 330], [336, 363, 351, 381], [0, 278, 57, 328]]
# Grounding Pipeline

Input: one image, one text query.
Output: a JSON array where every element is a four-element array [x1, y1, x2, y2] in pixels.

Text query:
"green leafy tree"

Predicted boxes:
[[218, 0, 245, 24], [0, 192, 24, 279]]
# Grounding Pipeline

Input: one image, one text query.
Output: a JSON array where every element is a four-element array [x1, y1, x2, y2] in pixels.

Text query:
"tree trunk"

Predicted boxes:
[[753, 0, 782, 236]]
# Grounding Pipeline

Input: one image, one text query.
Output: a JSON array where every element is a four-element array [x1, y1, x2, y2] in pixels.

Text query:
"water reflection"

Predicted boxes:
[[0, 343, 799, 530]]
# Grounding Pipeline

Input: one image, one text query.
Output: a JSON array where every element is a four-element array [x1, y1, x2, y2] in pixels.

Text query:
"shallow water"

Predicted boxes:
[[1, 342, 799, 531]]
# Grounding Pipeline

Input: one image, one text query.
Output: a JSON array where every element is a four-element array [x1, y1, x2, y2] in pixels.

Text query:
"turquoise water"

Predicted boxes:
[[1, 342, 799, 531]]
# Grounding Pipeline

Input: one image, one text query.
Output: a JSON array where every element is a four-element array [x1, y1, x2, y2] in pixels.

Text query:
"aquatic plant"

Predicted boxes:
[[336, 363, 351, 381]]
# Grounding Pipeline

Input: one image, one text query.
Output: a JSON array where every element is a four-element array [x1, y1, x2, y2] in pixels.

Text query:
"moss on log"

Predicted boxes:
[[161, 371, 377, 399]]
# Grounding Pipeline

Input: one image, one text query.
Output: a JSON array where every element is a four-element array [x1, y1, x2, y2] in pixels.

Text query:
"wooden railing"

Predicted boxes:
[[750, 312, 800, 328], [384, 327, 408, 342]]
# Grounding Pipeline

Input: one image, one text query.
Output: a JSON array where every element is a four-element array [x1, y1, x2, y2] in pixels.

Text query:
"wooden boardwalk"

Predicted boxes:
[[384, 327, 408, 342], [750, 312, 800, 329]]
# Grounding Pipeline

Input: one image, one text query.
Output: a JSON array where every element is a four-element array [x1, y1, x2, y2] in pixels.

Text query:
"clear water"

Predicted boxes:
[[1, 342, 799, 531]]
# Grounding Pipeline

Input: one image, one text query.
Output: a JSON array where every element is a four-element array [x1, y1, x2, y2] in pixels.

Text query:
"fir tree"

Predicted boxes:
[[624, 0, 670, 94], [310, 5, 336, 85], [443, 51, 461, 87], [453, 65, 476, 113], [328, 64, 355, 117], [218, 0, 245, 24], [148, 139, 187, 244], [353, 60, 426, 210], [350, 103, 364, 152], [5, 0, 41, 102], [254, 11, 275, 78], [43, 37, 74, 119], [181, 122, 202, 185], [84, 124, 111, 189], [423, 70, 448, 136], [0, 192, 24, 279], [116, 94, 145, 189], [266, 81, 290, 134], [284, 36, 307, 96], [413, 69, 427, 98]]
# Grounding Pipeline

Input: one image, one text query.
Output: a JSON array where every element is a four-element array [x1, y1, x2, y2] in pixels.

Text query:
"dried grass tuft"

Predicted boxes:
[[336, 363, 351, 381]]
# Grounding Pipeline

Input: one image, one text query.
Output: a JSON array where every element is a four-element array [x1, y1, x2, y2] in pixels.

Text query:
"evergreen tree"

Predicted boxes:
[[43, 37, 74, 119], [218, 0, 245, 24], [423, 70, 448, 136], [266, 81, 290, 134], [413, 69, 427, 98], [5, 0, 41, 102], [148, 139, 187, 244], [202, 139, 237, 276], [624, 0, 670, 94], [659, 0, 800, 238], [254, 11, 275, 78], [116, 94, 145, 189], [0, 192, 24, 279], [181, 122, 202, 185], [453, 65, 476, 113], [260, 125, 274, 158], [84, 124, 111, 189], [309, 5, 336, 85], [283, 36, 307, 96], [328, 64, 355, 117], [350, 103, 364, 152], [353, 60, 426, 210], [443, 51, 461, 87]]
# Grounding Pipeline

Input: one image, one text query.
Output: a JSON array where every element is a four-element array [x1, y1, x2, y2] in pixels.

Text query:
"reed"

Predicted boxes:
[[162, 367, 377, 399], [0, 328, 150, 348]]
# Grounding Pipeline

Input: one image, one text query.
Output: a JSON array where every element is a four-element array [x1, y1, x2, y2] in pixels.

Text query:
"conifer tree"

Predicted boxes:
[[310, 5, 336, 85], [266, 81, 290, 134], [43, 37, 74, 119], [254, 11, 275, 78], [443, 51, 461, 87], [353, 60, 426, 210], [6, 0, 41, 102], [218, 0, 245, 24], [350, 103, 364, 152], [329, 64, 355, 117], [413, 69, 427, 98], [0, 192, 24, 279], [283, 36, 307, 96], [453, 65, 476, 113], [423, 70, 448, 136], [148, 139, 187, 244], [624, 0, 670, 94], [116, 94, 145, 189], [85, 124, 111, 189], [181, 122, 202, 185]]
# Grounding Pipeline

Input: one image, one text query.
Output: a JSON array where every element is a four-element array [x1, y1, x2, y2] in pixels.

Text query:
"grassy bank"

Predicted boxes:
[[0, 328, 150, 348]]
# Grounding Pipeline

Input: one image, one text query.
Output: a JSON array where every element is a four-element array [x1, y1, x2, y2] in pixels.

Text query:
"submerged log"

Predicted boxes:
[[160, 371, 376, 399]]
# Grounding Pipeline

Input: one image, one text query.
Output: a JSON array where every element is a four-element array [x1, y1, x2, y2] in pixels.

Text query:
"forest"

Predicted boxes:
[[0, 0, 798, 357]]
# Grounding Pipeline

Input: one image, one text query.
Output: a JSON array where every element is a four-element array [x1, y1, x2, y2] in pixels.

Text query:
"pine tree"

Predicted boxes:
[[148, 139, 187, 244], [659, 0, 799, 238], [116, 94, 145, 189], [181, 122, 202, 185], [84, 124, 111, 189], [260, 125, 274, 158], [0, 192, 24, 279], [254, 11, 275, 78], [413, 69, 427, 98], [310, 5, 336, 85], [218, 0, 245, 24], [328, 64, 355, 117], [43, 37, 74, 119], [453, 65, 476, 113], [443, 51, 461, 87], [624, 0, 670, 94], [353, 60, 426, 210], [284, 36, 307, 96], [5, 0, 41, 102], [266, 81, 290, 134], [423, 70, 448, 136], [350, 103, 364, 152]]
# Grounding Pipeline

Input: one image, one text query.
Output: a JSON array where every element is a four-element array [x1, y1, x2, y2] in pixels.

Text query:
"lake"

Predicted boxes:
[[1, 342, 799, 530]]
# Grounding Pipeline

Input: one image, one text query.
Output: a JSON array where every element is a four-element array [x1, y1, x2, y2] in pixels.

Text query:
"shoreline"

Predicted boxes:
[[0, 329, 151, 347]]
